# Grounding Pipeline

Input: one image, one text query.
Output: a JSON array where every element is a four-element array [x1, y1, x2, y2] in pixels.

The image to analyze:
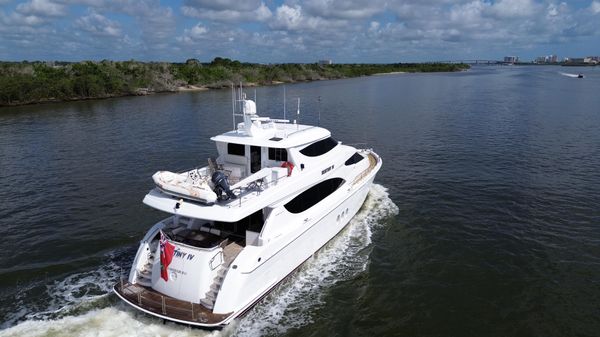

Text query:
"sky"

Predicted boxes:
[[1, 0, 599, 63]]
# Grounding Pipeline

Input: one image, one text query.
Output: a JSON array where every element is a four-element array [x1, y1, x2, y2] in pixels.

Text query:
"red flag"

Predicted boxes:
[[159, 230, 175, 281]]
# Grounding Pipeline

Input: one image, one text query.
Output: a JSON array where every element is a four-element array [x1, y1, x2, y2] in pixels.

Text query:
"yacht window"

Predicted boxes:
[[284, 178, 345, 214], [299, 137, 338, 157], [344, 152, 364, 166], [228, 143, 245, 156], [213, 210, 264, 241], [268, 148, 288, 161]]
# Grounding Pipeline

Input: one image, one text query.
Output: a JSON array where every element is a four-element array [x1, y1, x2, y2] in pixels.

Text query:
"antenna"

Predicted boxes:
[[317, 96, 321, 126], [231, 83, 235, 130], [296, 97, 300, 130], [283, 86, 286, 121]]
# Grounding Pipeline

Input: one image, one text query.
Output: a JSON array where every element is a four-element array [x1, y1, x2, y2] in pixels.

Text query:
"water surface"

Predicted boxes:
[[1, 66, 599, 337]]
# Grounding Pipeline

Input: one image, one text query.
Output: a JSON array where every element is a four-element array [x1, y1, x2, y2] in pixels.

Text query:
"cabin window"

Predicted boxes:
[[284, 178, 345, 214], [344, 152, 364, 166], [299, 137, 338, 157], [268, 148, 288, 162], [228, 143, 245, 156], [213, 210, 264, 240]]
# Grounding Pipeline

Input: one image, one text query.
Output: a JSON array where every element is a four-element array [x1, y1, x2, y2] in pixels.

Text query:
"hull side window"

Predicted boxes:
[[284, 178, 344, 214]]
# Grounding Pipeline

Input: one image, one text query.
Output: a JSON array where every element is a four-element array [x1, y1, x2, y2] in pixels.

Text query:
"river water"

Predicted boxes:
[[1, 66, 599, 337]]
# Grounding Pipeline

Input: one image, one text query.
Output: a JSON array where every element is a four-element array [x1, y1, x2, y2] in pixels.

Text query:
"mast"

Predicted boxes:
[[295, 97, 300, 130]]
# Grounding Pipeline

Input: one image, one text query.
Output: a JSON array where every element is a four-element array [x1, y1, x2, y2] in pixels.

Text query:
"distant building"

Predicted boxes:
[[567, 57, 588, 64], [318, 59, 333, 65], [534, 54, 559, 64], [503, 56, 518, 63], [563, 57, 599, 65]]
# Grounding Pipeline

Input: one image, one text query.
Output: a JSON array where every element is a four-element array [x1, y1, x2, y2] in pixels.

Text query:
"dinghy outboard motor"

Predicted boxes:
[[211, 171, 237, 200]]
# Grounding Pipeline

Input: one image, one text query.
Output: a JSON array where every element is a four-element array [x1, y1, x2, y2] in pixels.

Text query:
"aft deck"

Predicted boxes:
[[114, 281, 232, 326]]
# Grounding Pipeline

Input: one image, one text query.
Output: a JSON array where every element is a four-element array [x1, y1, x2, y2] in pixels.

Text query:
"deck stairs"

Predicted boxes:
[[200, 242, 243, 309], [135, 241, 159, 287], [136, 217, 195, 286]]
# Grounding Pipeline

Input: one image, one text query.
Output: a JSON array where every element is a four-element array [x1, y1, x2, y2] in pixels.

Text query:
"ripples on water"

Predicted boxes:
[[1, 66, 600, 336]]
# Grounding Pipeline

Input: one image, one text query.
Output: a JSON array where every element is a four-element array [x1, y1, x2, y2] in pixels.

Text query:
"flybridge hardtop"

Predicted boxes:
[[114, 87, 382, 328], [210, 123, 331, 148]]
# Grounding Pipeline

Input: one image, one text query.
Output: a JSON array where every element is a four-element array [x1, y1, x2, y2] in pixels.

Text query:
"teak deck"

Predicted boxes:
[[114, 281, 232, 325]]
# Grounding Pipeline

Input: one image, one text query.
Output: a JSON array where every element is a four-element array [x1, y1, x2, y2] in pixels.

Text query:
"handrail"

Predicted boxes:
[[223, 169, 289, 208], [351, 151, 378, 186], [119, 282, 200, 320], [209, 250, 224, 270]]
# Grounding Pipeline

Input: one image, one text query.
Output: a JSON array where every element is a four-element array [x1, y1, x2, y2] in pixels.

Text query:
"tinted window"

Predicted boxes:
[[228, 143, 245, 156], [299, 137, 338, 157], [268, 148, 288, 161], [214, 210, 264, 238], [284, 178, 344, 214], [344, 152, 364, 166]]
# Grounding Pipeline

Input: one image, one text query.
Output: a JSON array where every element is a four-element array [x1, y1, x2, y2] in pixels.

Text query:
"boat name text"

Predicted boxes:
[[321, 165, 334, 175], [173, 248, 195, 261]]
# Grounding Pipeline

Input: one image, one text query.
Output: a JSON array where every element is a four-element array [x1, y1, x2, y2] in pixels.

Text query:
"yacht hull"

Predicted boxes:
[[115, 161, 379, 328]]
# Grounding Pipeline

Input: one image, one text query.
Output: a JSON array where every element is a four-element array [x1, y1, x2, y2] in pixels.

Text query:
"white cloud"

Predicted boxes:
[[176, 23, 208, 44], [488, 0, 540, 18], [368, 21, 380, 33], [590, 1, 600, 15], [181, 1, 271, 22], [303, 0, 386, 19], [75, 11, 121, 37], [270, 4, 348, 31], [272, 4, 303, 30], [16, 0, 66, 17], [183, 0, 262, 12]]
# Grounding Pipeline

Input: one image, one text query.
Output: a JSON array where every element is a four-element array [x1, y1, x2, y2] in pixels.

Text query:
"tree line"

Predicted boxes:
[[0, 58, 469, 106]]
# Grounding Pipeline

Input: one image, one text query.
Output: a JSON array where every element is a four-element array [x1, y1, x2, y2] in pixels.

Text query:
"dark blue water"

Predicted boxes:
[[1, 66, 599, 337]]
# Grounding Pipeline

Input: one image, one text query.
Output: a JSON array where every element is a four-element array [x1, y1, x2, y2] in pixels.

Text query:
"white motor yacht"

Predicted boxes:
[[114, 90, 382, 328]]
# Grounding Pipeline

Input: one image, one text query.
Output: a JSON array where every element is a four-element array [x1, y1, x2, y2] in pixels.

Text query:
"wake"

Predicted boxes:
[[0, 184, 398, 337], [559, 72, 583, 78]]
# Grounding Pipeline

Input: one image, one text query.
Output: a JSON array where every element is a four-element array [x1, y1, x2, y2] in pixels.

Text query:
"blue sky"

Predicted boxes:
[[1, 0, 599, 63]]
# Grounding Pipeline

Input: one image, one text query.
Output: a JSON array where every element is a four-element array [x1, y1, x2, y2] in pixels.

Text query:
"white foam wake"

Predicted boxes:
[[1, 249, 126, 329], [0, 184, 398, 337], [559, 72, 581, 78], [0, 307, 221, 337], [233, 183, 398, 336]]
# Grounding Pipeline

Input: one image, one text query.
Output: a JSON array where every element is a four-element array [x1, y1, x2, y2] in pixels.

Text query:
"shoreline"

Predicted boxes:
[[372, 71, 406, 76], [0, 76, 365, 108], [0, 61, 468, 107]]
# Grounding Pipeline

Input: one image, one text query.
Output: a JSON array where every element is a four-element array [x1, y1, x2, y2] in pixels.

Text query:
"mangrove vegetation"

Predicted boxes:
[[0, 58, 469, 106]]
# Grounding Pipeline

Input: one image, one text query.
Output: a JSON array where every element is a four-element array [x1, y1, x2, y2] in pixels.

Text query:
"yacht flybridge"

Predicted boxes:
[[114, 89, 382, 328]]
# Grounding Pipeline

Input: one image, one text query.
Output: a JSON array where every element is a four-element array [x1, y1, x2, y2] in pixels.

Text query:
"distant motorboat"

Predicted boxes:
[[560, 72, 584, 78]]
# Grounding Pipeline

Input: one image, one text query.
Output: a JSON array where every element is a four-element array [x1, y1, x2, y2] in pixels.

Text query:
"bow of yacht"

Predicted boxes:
[[114, 90, 381, 328]]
